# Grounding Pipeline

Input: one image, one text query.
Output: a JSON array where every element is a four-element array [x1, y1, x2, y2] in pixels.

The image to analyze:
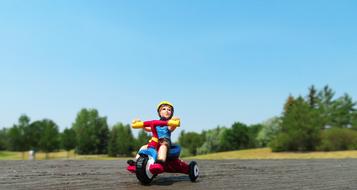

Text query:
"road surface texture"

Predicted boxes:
[[0, 159, 356, 190]]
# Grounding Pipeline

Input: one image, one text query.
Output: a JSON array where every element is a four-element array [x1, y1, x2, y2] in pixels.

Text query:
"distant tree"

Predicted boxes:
[[37, 119, 60, 159], [27, 120, 45, 151], [178, 130, 205, 156], [273, 85, 357, 151], [108, 125, 120, 157], [135, 129, 150, 150], [94, 117, 110, 154], [329, 94, 356, 128], [7, 115, 31, 158], [61, 128, 76, 158], [8, 126, 26, 151], [317, 85, 336, 128], [19, 115, 30, 127], [307, 85, 318, 108], [256, 117, 282, 147], [108, 123, 134, 157], [0, 128, 8, 150], [271, 97, 322, 151], [220, 122, 250, 151], [318, 85, 335, 106], [72, 108, 109, 154], [247, 124, 263, 148], [283, 95, 295, 114], [197, 127, 227, 155]]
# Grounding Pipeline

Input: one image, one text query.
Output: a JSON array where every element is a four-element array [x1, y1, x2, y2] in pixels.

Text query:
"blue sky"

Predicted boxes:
[[1, 1, 356, 140]]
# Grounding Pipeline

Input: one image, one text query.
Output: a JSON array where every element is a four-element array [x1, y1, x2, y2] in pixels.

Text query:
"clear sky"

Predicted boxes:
[[1, 1, 356, 140]]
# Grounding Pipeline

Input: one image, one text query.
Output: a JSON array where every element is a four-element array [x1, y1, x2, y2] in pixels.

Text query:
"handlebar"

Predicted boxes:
[[131, 119, 180, 149], [132, 119, 180, 129]]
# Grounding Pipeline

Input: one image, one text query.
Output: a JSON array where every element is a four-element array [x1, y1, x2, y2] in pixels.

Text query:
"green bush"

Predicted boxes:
[[180, 147, 193, 157], [196, 127, 227, 155], [270, 133, 290, 152], [317, 128, 357, 151], [178, 131, 205, 156]]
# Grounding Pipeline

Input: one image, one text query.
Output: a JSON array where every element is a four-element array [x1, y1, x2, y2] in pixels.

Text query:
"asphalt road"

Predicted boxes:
[[0, 159, 356, 190]]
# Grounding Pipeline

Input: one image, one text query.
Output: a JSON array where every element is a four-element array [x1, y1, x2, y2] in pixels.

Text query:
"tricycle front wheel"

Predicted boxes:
[[136, 156, 155, 185]]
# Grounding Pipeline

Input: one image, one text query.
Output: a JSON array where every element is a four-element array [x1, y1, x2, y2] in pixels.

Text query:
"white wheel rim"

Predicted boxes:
[[194, 164, 199, 177], [145, 156, 155, 179]]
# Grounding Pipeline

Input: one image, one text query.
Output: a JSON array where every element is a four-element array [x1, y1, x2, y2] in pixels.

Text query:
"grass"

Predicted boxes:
[[0, 151, 23, 160], [184, 148, 357, 160], [0, 150, 130, 160], [2, 148, 357, 160]]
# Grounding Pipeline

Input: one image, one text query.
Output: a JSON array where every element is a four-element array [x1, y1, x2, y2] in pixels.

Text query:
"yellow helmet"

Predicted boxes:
[[157, 101, 174, 110], [157, 101, 174, 119]]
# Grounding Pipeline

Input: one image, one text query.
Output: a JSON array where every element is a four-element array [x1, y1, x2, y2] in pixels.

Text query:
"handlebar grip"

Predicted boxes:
[[168, 119, 180, 127], [132, 121, 144, 128]]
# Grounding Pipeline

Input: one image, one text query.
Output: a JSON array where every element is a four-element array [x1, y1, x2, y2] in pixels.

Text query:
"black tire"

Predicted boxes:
[[188, 161, 199, 182], [135, 156, 154, 185]]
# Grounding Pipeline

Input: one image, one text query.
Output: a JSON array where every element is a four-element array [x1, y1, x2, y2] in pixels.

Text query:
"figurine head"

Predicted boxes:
[[157, 101, 174, 120]]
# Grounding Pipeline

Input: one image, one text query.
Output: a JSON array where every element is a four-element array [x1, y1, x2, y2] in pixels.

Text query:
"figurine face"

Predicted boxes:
[[159, 105, 173, 119]]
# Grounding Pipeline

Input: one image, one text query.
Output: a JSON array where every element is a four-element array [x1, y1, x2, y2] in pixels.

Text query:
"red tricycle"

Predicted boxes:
[[127, 119, 199, 185]]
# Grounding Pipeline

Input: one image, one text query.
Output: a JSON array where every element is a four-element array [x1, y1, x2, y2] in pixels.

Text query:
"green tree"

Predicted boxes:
[[0, 128, 8, 150], [108, 123, 134, 157], [7, 126, 26, 151], [135, 129, 150, 150], [27, 120, 45, 151], [197, 127, 227, 154], [72, 108, 109, 154], [318, 85, 335, 106], [94, 117, 110, 154], [307, 85, 318, 108], [314, 86, 357, 129], [178, 130, 205, 156], [256, 117, 282, 147], [329, 94, 356, 128], [247, 124, 263, 148], [37, 119, 60, 159], [271, 97, 322, 151], [317, 85, 336, 128], [7, 115, 31, 158], [220, 122, 250, 151], [61, 128, 76, 158], [19, 114, 30, 126]]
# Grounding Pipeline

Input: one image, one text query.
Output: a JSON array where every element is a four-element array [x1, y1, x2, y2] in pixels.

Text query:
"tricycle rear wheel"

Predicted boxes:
[[188, 161, 199, 182]]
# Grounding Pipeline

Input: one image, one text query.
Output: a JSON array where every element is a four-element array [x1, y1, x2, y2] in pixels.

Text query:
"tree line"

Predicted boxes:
[[270, 85, 357, 151], [0, 108, 150, 158], [1, 85, 356, 158], [177, 85, 357, 156]]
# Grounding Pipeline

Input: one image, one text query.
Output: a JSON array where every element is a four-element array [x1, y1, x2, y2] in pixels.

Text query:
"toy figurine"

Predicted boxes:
[[126, 101, 199, 185]]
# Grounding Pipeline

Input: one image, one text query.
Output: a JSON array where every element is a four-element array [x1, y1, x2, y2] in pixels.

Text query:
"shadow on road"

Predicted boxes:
[[151, 175, 193, 186]]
